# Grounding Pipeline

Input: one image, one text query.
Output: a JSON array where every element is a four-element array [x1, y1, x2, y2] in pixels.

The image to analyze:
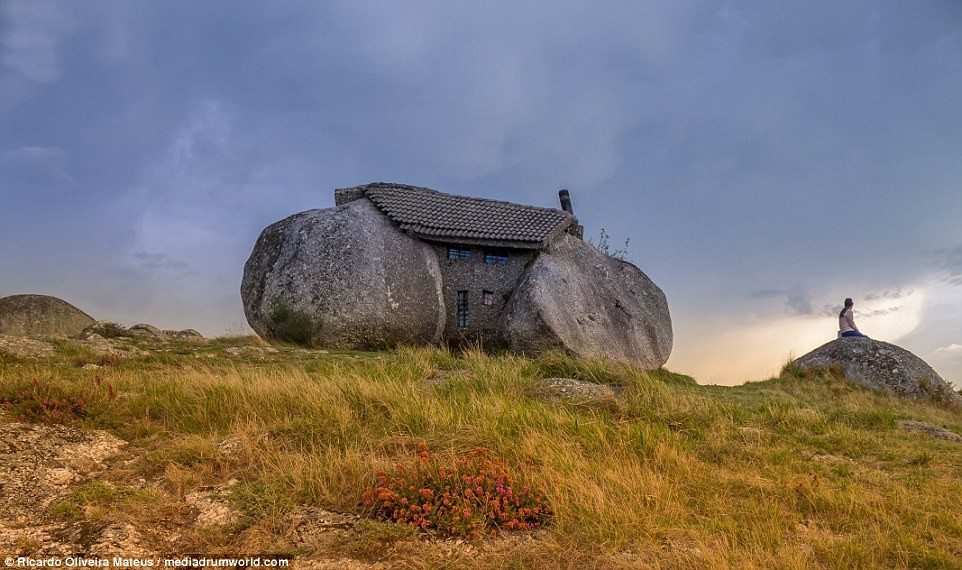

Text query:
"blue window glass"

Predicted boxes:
[[484, 251, 509, 264], [448, 247, 471, 260], [457, 291, 469, 327]]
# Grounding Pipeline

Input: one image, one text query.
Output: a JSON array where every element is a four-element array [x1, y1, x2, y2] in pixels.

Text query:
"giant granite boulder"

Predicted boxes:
[[793, 337, 962, 408], [0, 294, 95, 337], [242, 199, 445, 348], [496, 234, 672, 369]]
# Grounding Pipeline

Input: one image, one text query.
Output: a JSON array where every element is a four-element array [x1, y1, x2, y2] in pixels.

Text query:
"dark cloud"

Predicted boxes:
[[785, 286, 815, 316], [865, 288, 913, 301], [862, 307, 901, 319], [0, 1, 960, 384], [746, 286, 817, 316], [747, 290, 785, 300], [131, 252, 191, 275]]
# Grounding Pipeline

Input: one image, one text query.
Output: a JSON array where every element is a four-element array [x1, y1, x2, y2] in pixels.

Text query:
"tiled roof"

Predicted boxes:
[[354, 183, 574, 248]]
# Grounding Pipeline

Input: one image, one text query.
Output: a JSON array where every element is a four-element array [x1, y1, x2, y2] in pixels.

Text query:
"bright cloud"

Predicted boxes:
[[668, 284, 930, 386]]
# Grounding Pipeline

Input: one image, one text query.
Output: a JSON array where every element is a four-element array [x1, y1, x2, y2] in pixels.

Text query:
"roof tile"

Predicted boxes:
[[353, 183, 573, 248]]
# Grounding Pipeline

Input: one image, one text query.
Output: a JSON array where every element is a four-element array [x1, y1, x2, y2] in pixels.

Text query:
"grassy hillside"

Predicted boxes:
[[2, 338, 961, 568]]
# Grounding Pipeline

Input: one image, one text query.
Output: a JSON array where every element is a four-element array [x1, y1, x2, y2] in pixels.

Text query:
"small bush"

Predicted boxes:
[[588, 227, 630, 261], [48, 481, 156, 521], [1, 376, 115, 424], [230, 479, 296, 519], [268, 300, 322, 347], [362, 443, 553, 538], [96, 322, 130, 339]]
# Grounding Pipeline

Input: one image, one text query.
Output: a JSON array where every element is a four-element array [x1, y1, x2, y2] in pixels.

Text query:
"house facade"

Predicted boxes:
[[334, 183, 584, 345]]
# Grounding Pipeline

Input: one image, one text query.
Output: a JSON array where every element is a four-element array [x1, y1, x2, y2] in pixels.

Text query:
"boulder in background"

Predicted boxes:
[[793, 337, 962, 408], [0, 294, 95, 337]]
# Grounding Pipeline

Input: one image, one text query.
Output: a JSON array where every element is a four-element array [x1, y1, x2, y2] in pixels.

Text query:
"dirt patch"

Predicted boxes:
[[0, 416, 543, 565], [0, 421, 126, 523], [0, 419, 152, 555]]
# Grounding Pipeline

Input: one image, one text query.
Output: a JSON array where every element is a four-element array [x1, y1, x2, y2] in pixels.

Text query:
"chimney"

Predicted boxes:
[[559, 189, 574, 214], [558, 189, 584, 239]]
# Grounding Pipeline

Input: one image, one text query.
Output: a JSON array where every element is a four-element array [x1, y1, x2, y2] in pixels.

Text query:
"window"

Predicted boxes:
[[482, 290, 494, 306], [457, 291, 470, 327], [484, 251, 509, 264], [448, 247, 471, 260]]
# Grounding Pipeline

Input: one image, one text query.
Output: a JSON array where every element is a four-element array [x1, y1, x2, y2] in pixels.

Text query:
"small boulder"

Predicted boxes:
[[127, 323, 168, 340], [165, 328, 205, 341], [793, 337, 962, 408], [241, 199, 445, 349], [497, 234, 672, 369], [898, 421, 962, 444], [0, 294, 95, 337], [527, 377, 625, 414]]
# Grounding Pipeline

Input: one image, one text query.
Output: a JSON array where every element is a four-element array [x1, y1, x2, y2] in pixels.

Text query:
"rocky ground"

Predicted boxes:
[[3, 330, 961, 567], [0, 332, 547, 567], [0, 412, 447, 567], [0, 403, 544, 568]]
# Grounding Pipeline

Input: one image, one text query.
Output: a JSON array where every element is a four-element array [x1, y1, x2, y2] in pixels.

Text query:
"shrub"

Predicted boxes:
[[96, 321, 130, 339], [268, 300, 322, 347], [1, 376, 115, 424], [588, 227, 630, 261], [361, 443, 553, 538]]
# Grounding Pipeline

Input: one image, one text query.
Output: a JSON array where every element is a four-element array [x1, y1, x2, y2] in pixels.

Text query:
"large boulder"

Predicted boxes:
[[241, 199, 445, 348], [0, 294, 95, 337], [496, 234, 672, 369], [793, 337, 962, 408]]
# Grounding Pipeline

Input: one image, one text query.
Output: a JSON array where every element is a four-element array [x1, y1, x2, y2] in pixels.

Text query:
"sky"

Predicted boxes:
[[1, 0, 960, 387]]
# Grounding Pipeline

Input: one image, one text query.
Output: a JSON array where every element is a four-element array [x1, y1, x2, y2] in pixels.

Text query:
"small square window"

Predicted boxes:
[[484, 251, 509, 264], [482, 290, 494, 305], [448, 247, 471, 260]]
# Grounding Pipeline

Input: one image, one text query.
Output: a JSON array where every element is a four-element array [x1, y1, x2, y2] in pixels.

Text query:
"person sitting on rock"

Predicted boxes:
[[839, 298, 869, 338]]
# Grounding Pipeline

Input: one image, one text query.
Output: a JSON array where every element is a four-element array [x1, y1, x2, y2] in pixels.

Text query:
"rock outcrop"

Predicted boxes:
[[0, 294, 95, 337], [127, 323, 168, 340], [527, 377, 626, 414], [496, 235, 672, 369], [76, 321, 205, 342], [793, 337, 962, 408], [241, 199, 445, 348]]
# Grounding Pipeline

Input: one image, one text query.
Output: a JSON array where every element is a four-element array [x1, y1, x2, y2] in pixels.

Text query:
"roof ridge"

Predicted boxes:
[[340, 182, 575, 249], [357, 182, 566, 215]]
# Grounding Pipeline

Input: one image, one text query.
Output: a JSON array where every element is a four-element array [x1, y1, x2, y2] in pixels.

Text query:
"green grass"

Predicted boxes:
[[48, 481, 159, 521], [1, 342, 961, 567]]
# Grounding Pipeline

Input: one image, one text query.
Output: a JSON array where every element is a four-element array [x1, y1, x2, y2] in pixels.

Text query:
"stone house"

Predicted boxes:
[[333, 183, 584, 344], [242, 182, 672, 368]]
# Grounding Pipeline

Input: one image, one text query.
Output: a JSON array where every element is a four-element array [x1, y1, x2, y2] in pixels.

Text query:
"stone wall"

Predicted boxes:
[[432, 244, 536, 347]]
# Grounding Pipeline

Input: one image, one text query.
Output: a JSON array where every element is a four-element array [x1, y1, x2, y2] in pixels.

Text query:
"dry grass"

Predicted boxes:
[[2, 342, 961, 567]]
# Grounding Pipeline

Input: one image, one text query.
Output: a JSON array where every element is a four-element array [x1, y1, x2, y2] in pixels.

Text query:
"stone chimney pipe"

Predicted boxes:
[[559, 189, 574, 214]]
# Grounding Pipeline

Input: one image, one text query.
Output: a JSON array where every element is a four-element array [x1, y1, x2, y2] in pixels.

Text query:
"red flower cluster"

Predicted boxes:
[[1, 376, 114, 424], [361, 443, 553, 538]]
